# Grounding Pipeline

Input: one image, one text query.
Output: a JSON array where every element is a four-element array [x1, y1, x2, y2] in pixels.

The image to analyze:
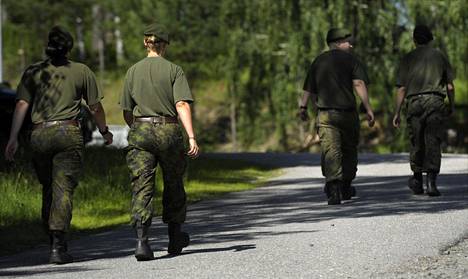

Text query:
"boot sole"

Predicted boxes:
[[168, 233, 190, 255], [427, 191, 441, 197], [135, 254, 154, 261], [49, 256, 73, 265]]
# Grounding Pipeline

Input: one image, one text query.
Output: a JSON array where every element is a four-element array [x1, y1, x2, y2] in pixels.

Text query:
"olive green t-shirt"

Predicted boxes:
[[396, 45, 454, 97], [16, 59, 102, 124], [303, 49, 369, 109], [120, 56, 193, 117]]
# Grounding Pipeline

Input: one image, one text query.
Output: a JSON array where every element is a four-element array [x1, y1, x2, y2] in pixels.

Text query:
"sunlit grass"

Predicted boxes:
[[0, 147, 278, 255]]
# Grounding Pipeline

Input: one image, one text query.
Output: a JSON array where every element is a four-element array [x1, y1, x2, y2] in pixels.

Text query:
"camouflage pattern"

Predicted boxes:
[[317, 110, 360, 182], [126, 122, 187, 227], [30, 124, 84, 232], [406, 94, 448, 174]]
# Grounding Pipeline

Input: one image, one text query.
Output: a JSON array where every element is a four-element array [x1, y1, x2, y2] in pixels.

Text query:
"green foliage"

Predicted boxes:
[[2, 0, 467, 152]]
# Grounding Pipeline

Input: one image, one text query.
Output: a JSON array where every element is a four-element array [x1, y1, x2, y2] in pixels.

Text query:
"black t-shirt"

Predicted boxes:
[[303, 49, 369, 109], [396, 45, 454, 97]]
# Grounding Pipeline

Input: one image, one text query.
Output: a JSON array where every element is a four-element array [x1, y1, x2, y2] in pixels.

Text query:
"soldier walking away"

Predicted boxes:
[[120, 23, 199, 261], [300, 28, 375, 205], [4, 26, 113, 264], [393, 25, 455, 197]]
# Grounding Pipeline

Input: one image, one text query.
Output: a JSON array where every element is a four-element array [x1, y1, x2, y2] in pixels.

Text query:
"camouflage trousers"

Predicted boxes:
[[317, 110, 360, 182], [406, 94, 447, 174], [30, 124, 83, 232], [126, 122, 187, 227]]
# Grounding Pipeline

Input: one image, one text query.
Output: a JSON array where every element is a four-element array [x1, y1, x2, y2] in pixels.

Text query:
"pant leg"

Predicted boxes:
[[32, 154, 53, 231], [423, 99, 446, 173], [318, 111, 343, 182], [127, 148, 157, 227], [49, 148, 83, 231], [406, 99, 425, 173], [341, 112, 360, 182], [158, 127, 187, 224]]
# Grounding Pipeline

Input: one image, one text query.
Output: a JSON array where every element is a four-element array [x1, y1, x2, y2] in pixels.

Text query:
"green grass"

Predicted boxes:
[[0, 147, 279, 255]]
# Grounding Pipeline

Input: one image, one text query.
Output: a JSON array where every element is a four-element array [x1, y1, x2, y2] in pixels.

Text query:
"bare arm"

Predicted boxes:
[[353, 79, 375, 127], [176, 101, 199, 158], [447, 82, 455, 114], [5, 100, 30, 161], [392, 87, 406, 128], [299, 90, 317, 121], [123, 110, 134, 127], [89, 102, 113, 144]]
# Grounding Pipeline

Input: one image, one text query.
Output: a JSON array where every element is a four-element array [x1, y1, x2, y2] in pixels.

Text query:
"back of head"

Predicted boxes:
[[326, 28, 352, 45], [413, 25, 433, 45], [45, 26, 74, 59], [143, 23, 170, 55]]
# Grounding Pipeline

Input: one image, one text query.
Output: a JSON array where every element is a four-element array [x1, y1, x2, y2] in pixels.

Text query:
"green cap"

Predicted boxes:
[[326, 28, 352, 43], [143, 23, 170, 44]]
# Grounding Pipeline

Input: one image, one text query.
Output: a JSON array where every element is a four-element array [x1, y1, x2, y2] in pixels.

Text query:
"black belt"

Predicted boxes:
[[408, 92, 445, 99], [33, 120, 80, 130], [134, 116, 178, 124], [318, 107, 356, 112]]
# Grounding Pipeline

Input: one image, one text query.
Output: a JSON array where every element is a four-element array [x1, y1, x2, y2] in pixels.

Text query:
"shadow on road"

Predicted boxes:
[[0, 153, 466, 274]]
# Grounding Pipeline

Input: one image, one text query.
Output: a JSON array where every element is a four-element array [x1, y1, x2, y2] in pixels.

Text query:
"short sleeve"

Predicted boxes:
[[119, 68, 136, 111], [16, 68, 35, 103], [303, 63, 316, 94], [82, 66, 103, 106], [352, 58, 370, 84], [173, 67, 193, 104], [396, 56, 408, 88]]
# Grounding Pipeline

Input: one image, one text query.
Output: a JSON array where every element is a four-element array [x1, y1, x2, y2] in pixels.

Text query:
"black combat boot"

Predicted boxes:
[[326, 180, 341, 205], [408, 172, 423, 195], [49, 230, 73, 264], [134, 222, 154, 261], [426, 172, 441, 197], [168, 223, 190, 255], [341, 180, 356, 200]]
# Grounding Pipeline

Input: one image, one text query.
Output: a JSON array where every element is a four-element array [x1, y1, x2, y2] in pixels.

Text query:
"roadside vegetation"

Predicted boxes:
[[0, 147, 278, 255]]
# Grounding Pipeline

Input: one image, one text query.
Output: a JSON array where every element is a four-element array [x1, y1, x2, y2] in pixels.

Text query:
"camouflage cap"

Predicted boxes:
[[326, 28, 352, 43], [144, 23, 170, 44]]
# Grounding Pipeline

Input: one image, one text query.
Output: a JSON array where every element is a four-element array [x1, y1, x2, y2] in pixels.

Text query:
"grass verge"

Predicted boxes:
[[0, 147, 279, 256]]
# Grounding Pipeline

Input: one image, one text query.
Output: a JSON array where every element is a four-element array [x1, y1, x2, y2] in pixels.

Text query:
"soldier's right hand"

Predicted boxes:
[[4, 138, 18, 161], [299, 108, 309, 122], [103, 131, 113, 145], [187, 138, 199, 159], [393, 113, 401, 128], [366, 110, 375, 127]]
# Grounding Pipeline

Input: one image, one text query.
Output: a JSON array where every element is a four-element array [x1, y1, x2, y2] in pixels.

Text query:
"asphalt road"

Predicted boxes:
[[0, 153, 467, 278]]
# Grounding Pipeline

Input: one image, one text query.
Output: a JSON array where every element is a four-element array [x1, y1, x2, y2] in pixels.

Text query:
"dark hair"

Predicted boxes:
[[413, 25, 433, 45], [144, 35, 167, 55], [46, 26, 74, 58]]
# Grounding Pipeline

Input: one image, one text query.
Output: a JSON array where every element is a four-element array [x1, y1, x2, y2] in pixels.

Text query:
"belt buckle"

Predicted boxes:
[[151, 117, 162, 125]]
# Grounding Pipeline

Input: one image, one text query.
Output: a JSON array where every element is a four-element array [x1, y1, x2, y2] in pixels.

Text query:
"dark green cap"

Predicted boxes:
[[143, 23, 170, 44], [326, 28, 352, 43]]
